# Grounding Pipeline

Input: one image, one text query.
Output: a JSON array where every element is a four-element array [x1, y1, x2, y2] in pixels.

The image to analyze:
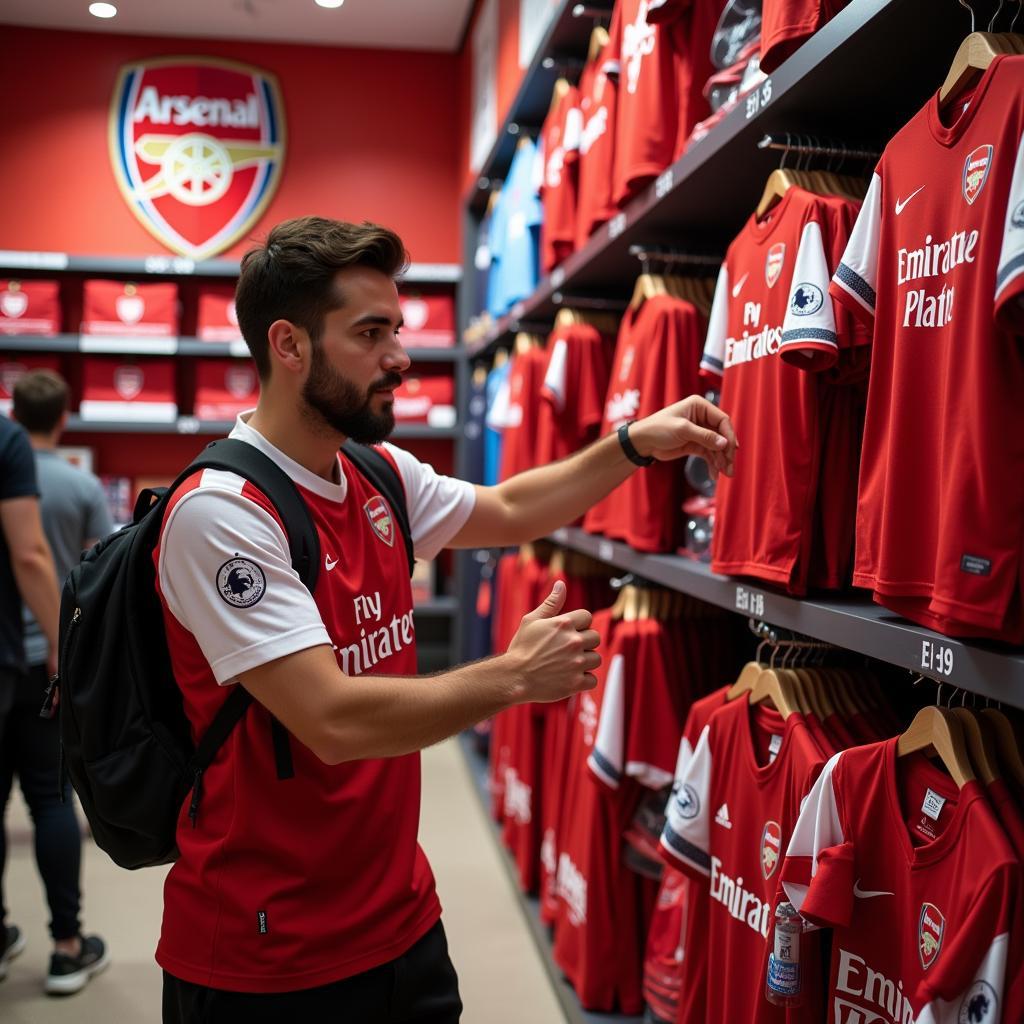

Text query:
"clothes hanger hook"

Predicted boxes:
[[957, 0, 976, 33], [1011, 0, 1022, 33], [989, 0, 1005, 31], [936, 681, 944, 707]]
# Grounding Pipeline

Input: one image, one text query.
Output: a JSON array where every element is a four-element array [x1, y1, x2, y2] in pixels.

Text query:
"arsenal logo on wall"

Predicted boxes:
[[109, 57, 286, 261]]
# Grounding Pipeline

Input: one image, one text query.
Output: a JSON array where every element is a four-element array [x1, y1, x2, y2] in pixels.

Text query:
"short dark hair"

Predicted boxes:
[[235, 217, 409, 379], [12, 369, 69, 434]]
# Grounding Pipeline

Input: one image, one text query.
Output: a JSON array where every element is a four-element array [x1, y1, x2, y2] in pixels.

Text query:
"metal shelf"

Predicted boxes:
[[457, 732, 643, 1024], [467, 0, 969, 355], [550, 527, 1024, 710], [0, 250, 460, 285], [65, 416, 462, 440]]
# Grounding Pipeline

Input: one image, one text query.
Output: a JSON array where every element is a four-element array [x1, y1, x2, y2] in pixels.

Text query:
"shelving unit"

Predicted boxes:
[[63, 416, 462, 439]]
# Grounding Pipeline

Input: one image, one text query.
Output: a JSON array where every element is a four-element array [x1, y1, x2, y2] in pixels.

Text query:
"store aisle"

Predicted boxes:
[[0, 739, 565, 1023]]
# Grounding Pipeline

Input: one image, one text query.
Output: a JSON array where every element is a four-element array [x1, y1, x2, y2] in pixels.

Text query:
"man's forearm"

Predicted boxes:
[[12, 550, 61, 652]]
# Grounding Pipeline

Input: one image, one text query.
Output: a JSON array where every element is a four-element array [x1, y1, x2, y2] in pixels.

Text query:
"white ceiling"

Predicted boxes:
[[0, 0, 477, 53]]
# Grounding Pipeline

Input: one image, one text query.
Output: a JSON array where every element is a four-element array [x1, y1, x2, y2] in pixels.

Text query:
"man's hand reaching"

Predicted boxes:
[[627, 395, 738, 480]]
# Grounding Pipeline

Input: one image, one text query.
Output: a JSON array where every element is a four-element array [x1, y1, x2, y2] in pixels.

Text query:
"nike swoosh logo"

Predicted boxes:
[[853, 880, 894, 899], [895, 186, 925, 215], [731, 273, 749, 298], [325, 555, 338, 571]]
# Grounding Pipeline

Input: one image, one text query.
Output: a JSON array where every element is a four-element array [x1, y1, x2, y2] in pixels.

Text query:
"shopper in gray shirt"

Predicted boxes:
[[3, 369, 111, 996]]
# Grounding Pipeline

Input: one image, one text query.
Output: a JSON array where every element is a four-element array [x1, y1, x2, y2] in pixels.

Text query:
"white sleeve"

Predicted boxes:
[[158, 479, 331, 685], [588, 652, 626, 788], [780, 219, 840, 367], [996, 130, 1024, 309], [831, 172, 881, 318], [382, 444, 477, 561], [659, 723, 713, 875], [542, 336, 569, 412], [700, 264, 730, 378]]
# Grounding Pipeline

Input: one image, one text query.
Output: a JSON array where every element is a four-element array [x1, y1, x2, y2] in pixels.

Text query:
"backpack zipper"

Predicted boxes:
[[41, 606, 80, 721]]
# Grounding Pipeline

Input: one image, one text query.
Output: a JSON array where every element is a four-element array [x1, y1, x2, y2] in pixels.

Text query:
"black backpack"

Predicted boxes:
[[50, 437, 414, 870]]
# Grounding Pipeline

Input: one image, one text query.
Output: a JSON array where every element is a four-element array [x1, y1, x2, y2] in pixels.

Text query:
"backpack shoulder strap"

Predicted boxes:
[[341, 441, 415, 576]]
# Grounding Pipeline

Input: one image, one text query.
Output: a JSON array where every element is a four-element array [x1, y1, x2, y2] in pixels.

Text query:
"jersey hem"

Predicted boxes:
[[710, 558, 797, 589], [614, 163, 666, 207], [209, 625, 332, 684], [156, 899, 442, 994], [760, 21, 822, 75]]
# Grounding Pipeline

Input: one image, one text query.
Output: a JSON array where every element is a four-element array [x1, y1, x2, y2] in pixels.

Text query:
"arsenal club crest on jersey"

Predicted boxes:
[[963, 145, 993, 205], [364, 495, 395, 547], [919, 902, 945, 970], [109, 57, 286, 261], [1, 362, 27, 395], [114, 365, 144, 400], [760, 820, 782, 879], [1, 287, 27, 319], [225, 364, 256, 398], [765, 243, 786, 288], [116, 287, 145, 325]]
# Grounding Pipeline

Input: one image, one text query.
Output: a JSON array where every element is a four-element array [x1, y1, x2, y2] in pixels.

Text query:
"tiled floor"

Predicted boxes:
[[0, 738, 565, 1023]]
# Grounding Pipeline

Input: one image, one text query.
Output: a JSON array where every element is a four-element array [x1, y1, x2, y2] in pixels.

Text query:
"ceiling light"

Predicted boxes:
[[89, 2, 118, 16], [315, 0, 344, 7]]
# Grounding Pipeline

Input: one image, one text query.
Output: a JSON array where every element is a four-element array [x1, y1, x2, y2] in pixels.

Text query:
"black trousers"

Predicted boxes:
[[162, 920, 463, 1023], [0, 665, 82, 941]]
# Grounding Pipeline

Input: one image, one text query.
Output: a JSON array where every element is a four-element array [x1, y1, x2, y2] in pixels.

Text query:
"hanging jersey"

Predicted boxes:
[[152, 415, 475, 992], [499, 344, 548, 481], [575, 45, 619, 247], [539, 85, 583, 274], [584, 294, 704, 552], [760, 0, 849, 73], [782, 740, 1024, 1024], [484, 359, 511, 488], [830, 57, 1024, 641]]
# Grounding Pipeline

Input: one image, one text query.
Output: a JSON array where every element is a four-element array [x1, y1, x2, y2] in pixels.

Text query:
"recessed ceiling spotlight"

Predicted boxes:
[[315, 0, 344, 7], [89, 2, 118, 16]]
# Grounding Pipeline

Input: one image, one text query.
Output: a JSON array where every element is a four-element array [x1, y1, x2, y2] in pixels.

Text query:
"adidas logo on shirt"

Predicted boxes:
[[715, 803, 732, 829]]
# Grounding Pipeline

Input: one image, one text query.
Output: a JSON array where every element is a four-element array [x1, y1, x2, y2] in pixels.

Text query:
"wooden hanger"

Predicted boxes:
[[939, 32, 1023, 109], [588, 25, 609, 63], [472, 365, 488, 387], [549, 77, 571, 116], [555, 307, 579, 328], [981, 708, 1024, 789], [951, 708, 1000, 784], [727, 660, 765, 699], [492, 347, 509, 369], [548, 546, 566, 577], [518, 541, 536, 566], [896, 706, 975, 788], [755, 168, 821, 219], [630, 273, 665, 311], [750, 667, 800, 719]]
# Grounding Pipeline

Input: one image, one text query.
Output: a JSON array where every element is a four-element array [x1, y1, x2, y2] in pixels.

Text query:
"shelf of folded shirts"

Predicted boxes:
[[0, 334, 465, 362], [0, 250, 461, 285], [457, 731, 644, 1024], [548, 527, 1024, 711], [64, 416, 462, 440], [466, 0, 969, 356], [413, 596, 459, 617]]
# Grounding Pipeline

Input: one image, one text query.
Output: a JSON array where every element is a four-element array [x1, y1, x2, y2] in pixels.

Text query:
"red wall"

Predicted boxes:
[[0, 27, 461, 263]]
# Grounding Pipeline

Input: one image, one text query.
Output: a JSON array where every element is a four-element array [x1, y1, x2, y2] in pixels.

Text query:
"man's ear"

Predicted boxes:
[[266, 320, 307, 376]]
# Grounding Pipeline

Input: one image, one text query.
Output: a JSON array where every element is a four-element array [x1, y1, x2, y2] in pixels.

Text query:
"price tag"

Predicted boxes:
[[655, 168, 674, 199], [176, 416, 201, 434], [598, 540, 615, 562], [735, 585, 766, 617], [744, 78, 774, 120], [920, 639, 955, 677], [550, 266, 565, 289], [608, 213, 627, 240]]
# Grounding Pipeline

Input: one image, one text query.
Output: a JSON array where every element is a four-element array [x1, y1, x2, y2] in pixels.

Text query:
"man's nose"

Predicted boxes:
[[383, 339, 411, 374]]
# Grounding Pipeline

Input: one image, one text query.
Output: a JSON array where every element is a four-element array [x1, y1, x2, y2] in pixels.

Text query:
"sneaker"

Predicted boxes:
[[0, 925, 27, 981], [44, 934, 110, 996]]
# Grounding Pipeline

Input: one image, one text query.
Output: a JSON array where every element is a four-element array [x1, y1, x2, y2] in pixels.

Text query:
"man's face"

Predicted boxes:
[[300, 266, 410, 444]]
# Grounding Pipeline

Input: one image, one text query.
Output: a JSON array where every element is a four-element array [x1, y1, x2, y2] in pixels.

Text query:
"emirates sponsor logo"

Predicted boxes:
[[897, 228, 978, 329], [622, 0, 656, 95], [723, 325, 783, 368], [709, 856, 771, 938], [579, 692, 598, 747], [545, 145, 566, 189], [835, 949, 915, 1024], [605, 387, 640, 429], [332, 589, 414, 677], [919, 902, 945, 970], [580, 105, 609, 156], [503, 767, 533, 825], [556, 852, 588, 926], [962, 144, 993, 205]]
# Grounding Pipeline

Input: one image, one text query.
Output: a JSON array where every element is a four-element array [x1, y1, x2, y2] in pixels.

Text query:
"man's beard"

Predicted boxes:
[[301, 342, 402, 445]]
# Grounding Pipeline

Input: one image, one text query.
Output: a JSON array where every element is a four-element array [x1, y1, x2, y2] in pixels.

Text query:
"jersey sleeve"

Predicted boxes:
[[0, 424, 38, 501], [646, 0, 690, 24], [995, 128, 1024, 331], [541, 332, 569, 413], [380, 444, 477, 561], [700, 264, 730, 382], [780, 219, 841, 371], [658, 723, 714, 877], [588, 651, 627, 788], [830, 172, 882, 324], [84, 473, 115, 540], [780, 751, 855, 929], [158, 481, 331, 684]]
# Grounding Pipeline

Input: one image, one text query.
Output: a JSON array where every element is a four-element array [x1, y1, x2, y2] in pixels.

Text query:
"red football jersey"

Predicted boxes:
[[539, 84, 582, 273], [0, 280, 60, 336], [196, 284, 242, 343], [783, 740, 1023, 1024], [391, 373, 456, 427], [575, 45, 619, 248], [79, 356, 177, 422], [0, 353, 61, 415], [830, 57, 1024, 641], [193, 359, 260, 420], [81, 279, 178, 338], [499, 343, 549, 481], [584, 295, 703, 552], [760, 0, 849, 74], [398, 292, 455, 348], [702, 187, 864, 594], [663, 698, 827, 1024]]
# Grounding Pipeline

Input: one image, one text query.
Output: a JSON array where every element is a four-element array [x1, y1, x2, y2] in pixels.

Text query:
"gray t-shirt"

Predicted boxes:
[[23, 450, 114, 667]]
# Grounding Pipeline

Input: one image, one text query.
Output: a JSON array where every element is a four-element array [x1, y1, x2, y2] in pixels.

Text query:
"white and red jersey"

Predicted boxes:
[[81, 279, 178, 338], [152, 413, 475, 992], [584, 294, 703, 552], [79, 356, 177, 422], [782, 740, 1024, 1024], [499, 343, 548, 481], [575, 45, 619, 247], [0, 353, 61, 416], [398, 292, 456, 348], [663, 697, 827, 1023], [196, 284, 241, 343], [702, 187, 866, 593], [760, 0, 848, 74], [539, 84, 583, 274], [391, 372, 456, 428], [0, 280, 60, 335], [830, 57, 1024, 642]]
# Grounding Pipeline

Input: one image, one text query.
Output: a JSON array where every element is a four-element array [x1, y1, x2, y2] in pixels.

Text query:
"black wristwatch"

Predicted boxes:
[[618, 421, 655, 467]]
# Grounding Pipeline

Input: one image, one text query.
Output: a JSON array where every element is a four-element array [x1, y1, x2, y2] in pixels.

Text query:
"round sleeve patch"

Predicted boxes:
[[217, 557, 267, 608]]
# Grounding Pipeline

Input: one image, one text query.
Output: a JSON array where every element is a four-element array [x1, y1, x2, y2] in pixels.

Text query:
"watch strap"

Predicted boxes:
[[618, 421, 655, 467]]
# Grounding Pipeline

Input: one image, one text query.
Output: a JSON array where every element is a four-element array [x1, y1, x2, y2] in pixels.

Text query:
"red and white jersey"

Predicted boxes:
[[0, 353, 61, 416], [760, 0, 848, 73], [81, 280, 178, 338], [193, 360, 260, 420], [499, 343, 549, 481], [196, 284, 242, 343], [575, 45, 619, 247], [152, 413, 475, 992], [663, 697, 827, 1023], [0, 280, 60, 336], [584, 294, 704, 552], [782, 740, 1023, 1024], [79, 356, 177, 422], [702, 187, 865, 593], [830, 57, 1024, 641], [535, 322, 612, 467], [539, 84, 582, 274], [398, 292, 455, 348], [391, 372, 456, 428]]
